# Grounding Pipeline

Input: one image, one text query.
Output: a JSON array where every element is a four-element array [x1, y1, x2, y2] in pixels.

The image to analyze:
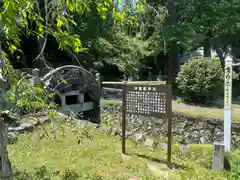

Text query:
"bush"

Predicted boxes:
[[176, 57, 224, 104]]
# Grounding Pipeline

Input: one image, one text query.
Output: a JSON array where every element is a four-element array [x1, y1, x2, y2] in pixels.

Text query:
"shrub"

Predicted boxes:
[[176, 57, 224, 104]]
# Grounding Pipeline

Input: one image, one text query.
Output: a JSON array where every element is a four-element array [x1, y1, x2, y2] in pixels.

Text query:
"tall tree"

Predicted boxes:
[[177, 0, 240, 63]]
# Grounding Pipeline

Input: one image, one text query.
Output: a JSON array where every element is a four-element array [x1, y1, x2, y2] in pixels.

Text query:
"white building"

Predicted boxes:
[[181, 47, 218, 64]]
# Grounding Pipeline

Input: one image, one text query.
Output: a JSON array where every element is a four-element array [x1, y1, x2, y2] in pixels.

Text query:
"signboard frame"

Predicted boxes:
[[121, 81, 172, 165]]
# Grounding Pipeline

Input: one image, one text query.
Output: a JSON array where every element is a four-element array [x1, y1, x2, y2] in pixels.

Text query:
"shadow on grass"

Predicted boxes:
[[124, 152, 185, 170]]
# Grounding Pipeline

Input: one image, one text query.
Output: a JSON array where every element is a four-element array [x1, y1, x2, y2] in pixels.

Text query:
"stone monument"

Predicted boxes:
[[31, 68, 41, 86], [212, 141, 225, 171]]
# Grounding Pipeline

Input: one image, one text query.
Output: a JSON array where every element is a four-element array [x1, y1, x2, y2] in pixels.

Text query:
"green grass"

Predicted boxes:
[[101, 99, 240, 121], [172, 100, 240, 121], [9, 119, 232, 179]]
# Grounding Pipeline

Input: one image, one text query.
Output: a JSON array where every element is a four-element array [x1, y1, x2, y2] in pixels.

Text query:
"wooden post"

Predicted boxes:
[[122, 81, 127, 154], [167, 85, 172, 166], [92, 73, 101, 124]]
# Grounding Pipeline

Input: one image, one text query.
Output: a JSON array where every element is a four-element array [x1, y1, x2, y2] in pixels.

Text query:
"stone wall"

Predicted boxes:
[[7, 98, 240, 149], [7, 112, 50, 144], [101, 101, 240, 148], [7, 111, 101, 144]]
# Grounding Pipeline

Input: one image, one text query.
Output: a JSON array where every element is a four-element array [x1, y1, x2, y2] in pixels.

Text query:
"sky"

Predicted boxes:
[[114, 0, 136, 12]]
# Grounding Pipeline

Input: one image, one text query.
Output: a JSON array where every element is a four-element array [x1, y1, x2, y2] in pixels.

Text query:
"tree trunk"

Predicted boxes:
[[0, 120, 12, 180], [172, 45, 180, 79], [0, 74, 12, 180], [153, 55, 159, 74], [0, 33, 13, 180], [167, 54, 173, 85], [204, 40, 211, 57], [167, 0, 179, 85], [213, 43, 229, 69], [32, 0, 49, 76]]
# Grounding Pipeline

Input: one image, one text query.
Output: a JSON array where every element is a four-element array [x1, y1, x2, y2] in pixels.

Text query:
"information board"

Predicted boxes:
[[124, 84, 171, 118], [121, 82, 172, 166]]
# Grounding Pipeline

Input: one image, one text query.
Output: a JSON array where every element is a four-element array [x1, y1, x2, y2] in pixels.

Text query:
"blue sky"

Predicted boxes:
[[114, 0, 136, 12]]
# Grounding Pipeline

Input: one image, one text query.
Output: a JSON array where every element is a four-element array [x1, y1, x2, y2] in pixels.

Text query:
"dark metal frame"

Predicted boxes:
[[122, 81, 172, 165]]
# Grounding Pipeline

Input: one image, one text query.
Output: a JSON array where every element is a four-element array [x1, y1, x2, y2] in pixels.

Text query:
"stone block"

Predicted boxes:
[[212, 141, 224, 171]]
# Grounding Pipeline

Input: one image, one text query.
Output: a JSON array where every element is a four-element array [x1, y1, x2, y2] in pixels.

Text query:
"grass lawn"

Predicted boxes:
[[101, 99, 240, 121], [9, 120, 231, 180], [172, 100, 240, 121]]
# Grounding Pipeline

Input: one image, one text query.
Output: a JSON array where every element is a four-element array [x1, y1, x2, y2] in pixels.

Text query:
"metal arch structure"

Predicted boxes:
[[42, 65, 97, 84], [42, 65, 101, 124], [42, 65, 101, 101]]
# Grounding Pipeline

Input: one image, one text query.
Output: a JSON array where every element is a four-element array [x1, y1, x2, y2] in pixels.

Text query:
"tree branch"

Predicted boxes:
[[32, 0, 49, 63]]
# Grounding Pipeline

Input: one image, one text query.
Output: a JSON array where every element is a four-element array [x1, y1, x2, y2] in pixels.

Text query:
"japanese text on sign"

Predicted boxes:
[[124, 84, 171, 118], [224, 66, 232, 109]]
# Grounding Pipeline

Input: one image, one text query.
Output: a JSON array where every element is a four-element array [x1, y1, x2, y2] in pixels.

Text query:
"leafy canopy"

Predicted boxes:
[[0, 0, 146, 54]]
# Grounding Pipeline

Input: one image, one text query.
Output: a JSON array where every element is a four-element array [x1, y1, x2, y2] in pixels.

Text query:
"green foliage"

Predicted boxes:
[[174, 166, 229, 180], [3, 66, 56, 114], [0, 0, 146, 59], [183, 144, 213, 168], [178, 0, 240, 37], [10, 118, 239, 180], [147, 0, 240, 61], [95, 32, 151, 74], [13, 166, 100, 180], [226, 150, 240, 179], [69, 1, 152, 74], [176, 57, 224, 104], [8, 83, 48, 111], [0, 0, 102, 52], [10, 120, 160, 179]]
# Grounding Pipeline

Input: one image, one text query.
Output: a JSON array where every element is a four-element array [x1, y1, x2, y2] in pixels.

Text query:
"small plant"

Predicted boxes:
[[34, 165, 51, 179], [7, 75, 53, 115], [176, 57, 224, 104], [226, 150, 240, 179], [176, 97, 185, 104], [60, 169, 80, 180], [13, 169, 33, 180]]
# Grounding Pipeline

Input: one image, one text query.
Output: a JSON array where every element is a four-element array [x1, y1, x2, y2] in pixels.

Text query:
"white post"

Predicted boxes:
[[224, 56, 233, 152]]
